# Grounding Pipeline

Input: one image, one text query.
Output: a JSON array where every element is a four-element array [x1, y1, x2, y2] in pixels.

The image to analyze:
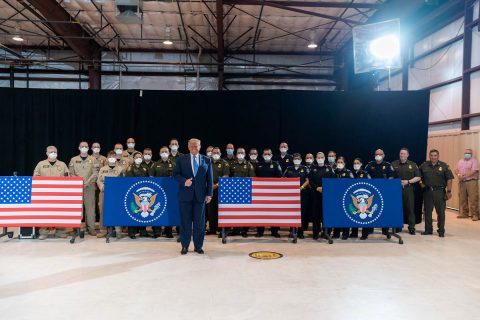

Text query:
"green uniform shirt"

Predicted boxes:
[[419, 161, 454, 187], [125, 163, 149, 177], [223, 156, 237, 167], [212, 159, 230, 184], [230, 160, 255, 177], [392, 160, 421, 180], [149, 159, 176, 177]]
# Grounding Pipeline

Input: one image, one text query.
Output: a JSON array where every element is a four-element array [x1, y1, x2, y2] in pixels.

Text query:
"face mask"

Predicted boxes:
[[108, 157, 116, 164], [80, 147, 88, 154], [48, 152, 57, 160], [170, 145, 179, 151], [206, 152, 212, 158], [293, 159, 302, 165], [375, 155, 383, 162], [280, 147, 288, 153], [353, 164, 361, 170], [115, 149, 123, 155], [263, 155, 272, 162], [465, 153, 472, 160], [144, 155, 152, 161], [212, 154, 221, 161], [337, 163, 345, 170], [127, 143, 135, 149], [317, 158, 325, 165], [250, 155, 257, 161], [237, 154, 245, 161], [92, 147, 100, 154], [134, 158, 143, 165], [226, 149, 234, 156], [160, 152, 169, 160], [328, 157, 335, 163], [305, 159, 313, 164]]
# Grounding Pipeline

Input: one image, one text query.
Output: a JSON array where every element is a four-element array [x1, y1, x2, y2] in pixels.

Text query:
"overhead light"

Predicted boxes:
[[163, 39, 173, 45], [307, 42, 317, 49], [12, 35, 24, 42], [12, 25, 23, 42]]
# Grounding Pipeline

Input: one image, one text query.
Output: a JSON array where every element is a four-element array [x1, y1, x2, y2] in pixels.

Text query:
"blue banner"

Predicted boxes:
[[104, 177, 180, 226], [322, 179, 403, 228]]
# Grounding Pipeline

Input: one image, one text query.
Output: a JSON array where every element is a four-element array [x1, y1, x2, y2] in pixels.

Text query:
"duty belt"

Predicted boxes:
[[427, 186, 445, 191]]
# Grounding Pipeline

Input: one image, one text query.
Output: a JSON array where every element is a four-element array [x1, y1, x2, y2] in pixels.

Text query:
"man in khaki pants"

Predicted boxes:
[[97, 151, 124, 238], [69, 141, 98, 236], [455, 149, 479, 220], [33, 146, 69, 240]]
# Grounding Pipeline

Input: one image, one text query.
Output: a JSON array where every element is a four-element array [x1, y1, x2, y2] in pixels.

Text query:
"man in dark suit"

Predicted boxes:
[[174, 138, 213, 255]]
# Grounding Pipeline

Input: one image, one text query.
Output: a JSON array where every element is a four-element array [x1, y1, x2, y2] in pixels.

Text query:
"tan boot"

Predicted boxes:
[[38, 234, 48, 240], [472, 216, 479, 221]]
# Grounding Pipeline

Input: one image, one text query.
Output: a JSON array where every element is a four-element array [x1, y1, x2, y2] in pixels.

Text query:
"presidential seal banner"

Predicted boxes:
[[103, 177, 180, 226], [322, 179, 403, 228]]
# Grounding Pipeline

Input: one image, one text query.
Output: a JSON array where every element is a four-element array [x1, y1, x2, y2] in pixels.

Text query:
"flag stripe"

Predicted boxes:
[[0, 215, 81, 220], [218, 222, 301, 226], [0, 176, 83, 227], [219, 204, 300, 208], [252, 185, 298, 190], [217, 211, 299, 216], [252, 193, 299, 197], [252, 178, 298, 182], [219, 215, 300, 219], [252, 196, 299, 201], [31, 192, 83, 197], [218, 207, 299, 212]]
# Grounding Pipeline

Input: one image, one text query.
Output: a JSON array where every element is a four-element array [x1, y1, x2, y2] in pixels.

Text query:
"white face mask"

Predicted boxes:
[[170, 145, 179, 151], [92, 147, 100, 154], [134, 158, 143, 165], [127, 143, 135, 149], [144, 155, 152, 161], [375, 155, 383, 162], [250, 155, 257, 161], [263, 155, 272, 162], [305, 159, 313, 164], [108, 157, 116, 164], [280, 147, 288, 153], [353, 164, 361, 170], [212, 154, 221, 161], [80, 147, 88, 154], [206, 152, 212, 157], [160, 152, 169, 160], [316, 158, 325, 165], [115, 149, 123, 155], [237, 154, 245, 161], [337, 163, 345, 170], [48, 152, 57, 160], [293, 159, 302, 165]]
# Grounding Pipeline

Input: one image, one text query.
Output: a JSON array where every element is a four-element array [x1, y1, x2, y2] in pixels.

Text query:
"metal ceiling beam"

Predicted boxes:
[[224, 0, 364, 25], [25, 0, 101, 60], [216, 0, 225, 90], [223, 0, 379, 9]]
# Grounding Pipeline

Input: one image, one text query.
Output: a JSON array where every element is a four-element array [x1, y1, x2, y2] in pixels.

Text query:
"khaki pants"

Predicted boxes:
[[459, 180, 479, 218], [98, 191, 106, 233], [83, 185, 96, 232]]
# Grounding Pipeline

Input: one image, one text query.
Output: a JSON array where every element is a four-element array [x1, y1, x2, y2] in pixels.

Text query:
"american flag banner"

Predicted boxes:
[[218, 177, 301, 227], [0, 176, 83, 227]]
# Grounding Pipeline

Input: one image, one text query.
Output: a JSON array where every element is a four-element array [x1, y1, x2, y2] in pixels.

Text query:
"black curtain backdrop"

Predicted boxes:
[[0, 88, 429, 176]]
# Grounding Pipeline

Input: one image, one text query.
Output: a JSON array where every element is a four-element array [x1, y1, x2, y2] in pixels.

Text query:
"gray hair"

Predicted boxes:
[[46, 146, 57, 152]]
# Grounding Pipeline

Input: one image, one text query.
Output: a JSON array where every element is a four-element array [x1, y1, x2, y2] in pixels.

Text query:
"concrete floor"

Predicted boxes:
[[0, 210, 479, 320]]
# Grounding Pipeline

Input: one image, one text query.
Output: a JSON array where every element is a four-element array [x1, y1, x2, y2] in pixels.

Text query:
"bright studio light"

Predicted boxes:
[[369, 34, 400, 60], [307, 42, 318, 49], [163, 40, 173, 45]]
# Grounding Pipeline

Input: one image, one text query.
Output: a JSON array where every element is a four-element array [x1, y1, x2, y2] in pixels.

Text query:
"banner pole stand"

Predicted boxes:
[[221, 227, 227, 244], [106, 227, 112, 243], [0, 227, 14, 239], [322, 228, 333, 244], [386, 228, 404, 244]]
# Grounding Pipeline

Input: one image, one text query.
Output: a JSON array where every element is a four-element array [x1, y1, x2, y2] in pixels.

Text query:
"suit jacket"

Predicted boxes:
[[174, 153, 213, 202]]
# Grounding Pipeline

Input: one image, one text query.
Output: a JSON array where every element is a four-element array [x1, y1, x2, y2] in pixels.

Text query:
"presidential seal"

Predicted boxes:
[[124, 180, 167, 224], [342, 182, 384, 225]]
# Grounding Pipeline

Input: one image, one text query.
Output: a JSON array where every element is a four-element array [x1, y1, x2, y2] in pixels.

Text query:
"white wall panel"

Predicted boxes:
[[428, 122, 462, 134], [378, 73, 402, 91], [102, 75, 218, 90], [414, 18, 464, 57], [409, 40, 463, 89], [429, 81, 462, 122], [470, 71, 480, 113], [472, 27, 480, 67]]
